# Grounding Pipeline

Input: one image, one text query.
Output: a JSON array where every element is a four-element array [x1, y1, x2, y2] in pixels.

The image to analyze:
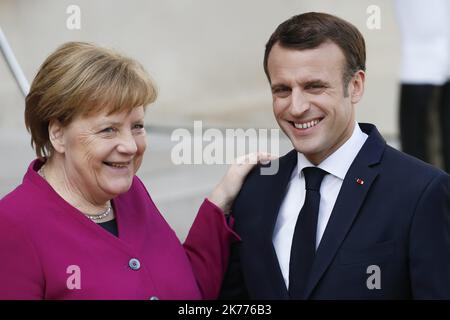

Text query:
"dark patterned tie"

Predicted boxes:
[[289, 167, 328, 299]]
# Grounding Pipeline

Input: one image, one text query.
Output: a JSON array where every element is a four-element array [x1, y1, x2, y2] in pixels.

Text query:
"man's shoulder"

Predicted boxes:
[[360, 123, 445, 180], [244, 149, 297, 184], [381, 144, 447, 180], [373, 144, 450, 202], [234, 150, 297, 211]]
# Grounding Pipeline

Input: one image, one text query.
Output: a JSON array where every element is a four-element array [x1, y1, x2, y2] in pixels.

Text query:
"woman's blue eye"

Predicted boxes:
[[133, 124, 144, 129], [101, 127, 116, 133]]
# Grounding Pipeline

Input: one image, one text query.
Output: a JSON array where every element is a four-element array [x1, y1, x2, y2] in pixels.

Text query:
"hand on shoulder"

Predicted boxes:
[[208, 152, 277, 215]]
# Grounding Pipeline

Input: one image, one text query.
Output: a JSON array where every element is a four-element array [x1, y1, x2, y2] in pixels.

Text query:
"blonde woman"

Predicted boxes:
[[0, 42, 269, 299]]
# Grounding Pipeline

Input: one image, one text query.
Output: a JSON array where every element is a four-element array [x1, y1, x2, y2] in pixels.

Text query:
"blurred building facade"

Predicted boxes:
[[1, 0, 400, 131], [0, 0, 401, 238]]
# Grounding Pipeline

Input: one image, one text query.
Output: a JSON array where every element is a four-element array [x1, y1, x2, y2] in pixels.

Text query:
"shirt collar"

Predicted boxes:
[[296, 122, 368, 180]]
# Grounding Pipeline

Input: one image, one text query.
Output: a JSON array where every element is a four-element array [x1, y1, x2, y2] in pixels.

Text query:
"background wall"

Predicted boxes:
[[0, 0, 401, 239]]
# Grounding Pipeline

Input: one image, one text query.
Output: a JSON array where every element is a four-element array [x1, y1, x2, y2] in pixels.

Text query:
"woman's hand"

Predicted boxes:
[[208, 152, 277, 215]]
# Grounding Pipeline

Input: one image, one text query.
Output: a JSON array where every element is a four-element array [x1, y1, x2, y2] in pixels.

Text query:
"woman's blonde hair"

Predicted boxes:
[[25, 41, 157, 159]]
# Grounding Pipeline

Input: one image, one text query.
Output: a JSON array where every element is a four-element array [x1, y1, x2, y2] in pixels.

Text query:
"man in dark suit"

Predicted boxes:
[[219, 12, 450, 299]]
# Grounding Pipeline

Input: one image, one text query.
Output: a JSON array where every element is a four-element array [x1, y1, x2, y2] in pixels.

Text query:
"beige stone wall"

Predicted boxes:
[[1, 0, 400, 135], [0, 0, 403, 239]]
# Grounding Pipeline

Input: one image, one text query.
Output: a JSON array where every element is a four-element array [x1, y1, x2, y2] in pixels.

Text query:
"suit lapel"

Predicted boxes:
[[258, 149, 298, 298], [302, 124, 386, 299]]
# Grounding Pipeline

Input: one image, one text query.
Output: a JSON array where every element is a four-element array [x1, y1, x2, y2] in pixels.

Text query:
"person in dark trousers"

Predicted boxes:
[[395, 0, 450, 172]]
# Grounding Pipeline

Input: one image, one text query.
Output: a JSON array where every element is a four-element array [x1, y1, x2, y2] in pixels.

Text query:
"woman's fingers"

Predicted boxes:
[[235, 152, 278, 166], [233, 153, 278, 177], [208, 152, 277, 214]]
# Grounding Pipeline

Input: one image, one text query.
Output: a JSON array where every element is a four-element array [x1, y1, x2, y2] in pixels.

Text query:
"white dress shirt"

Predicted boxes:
[[272, 122, 368, 289]]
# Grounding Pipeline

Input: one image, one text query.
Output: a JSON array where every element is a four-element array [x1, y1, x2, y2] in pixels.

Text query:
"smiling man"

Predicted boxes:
[[219, 12, 450, 299]]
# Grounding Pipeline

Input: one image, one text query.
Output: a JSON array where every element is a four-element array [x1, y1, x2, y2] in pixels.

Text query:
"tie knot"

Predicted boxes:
[[303, 167, 327, 191]]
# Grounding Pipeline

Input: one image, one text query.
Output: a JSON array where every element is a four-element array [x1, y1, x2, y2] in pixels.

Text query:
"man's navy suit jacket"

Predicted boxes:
[[220, 123, 450, 299]]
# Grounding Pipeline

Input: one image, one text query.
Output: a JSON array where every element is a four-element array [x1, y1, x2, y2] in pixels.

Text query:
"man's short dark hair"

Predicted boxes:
[[263, 12, 366, 91]]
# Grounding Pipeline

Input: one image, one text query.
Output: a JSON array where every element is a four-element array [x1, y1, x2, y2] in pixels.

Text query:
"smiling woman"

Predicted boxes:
[[0, 42, 267, 300], [25, 42, 157, 160]]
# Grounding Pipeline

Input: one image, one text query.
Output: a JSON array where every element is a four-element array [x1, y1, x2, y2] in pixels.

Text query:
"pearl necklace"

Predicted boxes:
[[83, 206, 112, 221], [38, 165, 112, 221]]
